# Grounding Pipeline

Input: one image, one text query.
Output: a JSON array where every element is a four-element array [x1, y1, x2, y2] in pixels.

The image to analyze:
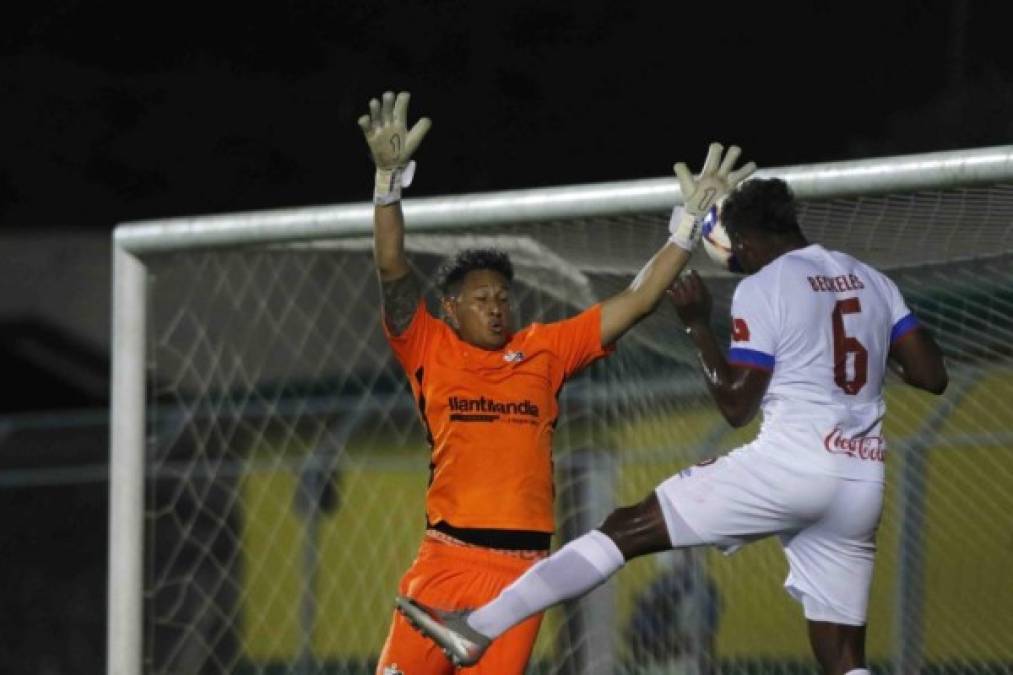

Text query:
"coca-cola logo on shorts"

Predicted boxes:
[[823, 427, 887, 462]]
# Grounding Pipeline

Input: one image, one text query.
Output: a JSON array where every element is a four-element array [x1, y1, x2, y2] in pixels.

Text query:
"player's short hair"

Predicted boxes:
[[436, 248, 514, 296], [721, 178, 802, 237]]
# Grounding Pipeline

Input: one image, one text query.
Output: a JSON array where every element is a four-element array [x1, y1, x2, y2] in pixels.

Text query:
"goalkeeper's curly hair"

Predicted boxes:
[[436, 248, 515, 296], [721, 178, 802, 237]]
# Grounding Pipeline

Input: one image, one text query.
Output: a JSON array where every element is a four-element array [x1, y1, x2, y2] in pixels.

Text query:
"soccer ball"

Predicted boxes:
[[701, 205, 743, 273]]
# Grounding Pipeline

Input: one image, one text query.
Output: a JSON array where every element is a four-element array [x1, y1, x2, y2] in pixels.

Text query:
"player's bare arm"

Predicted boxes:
[[373, 200, 422, 334], [669, 270, 770, 427], [600, 144, 756, 345], [358, 90, 432, 335], [380, 261, 424, 335], [889, 326, 948, 394], [600, 244, 691, 344]]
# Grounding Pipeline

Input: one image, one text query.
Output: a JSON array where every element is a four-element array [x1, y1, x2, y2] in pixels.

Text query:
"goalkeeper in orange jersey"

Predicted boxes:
[[358, 90, 755, 675]]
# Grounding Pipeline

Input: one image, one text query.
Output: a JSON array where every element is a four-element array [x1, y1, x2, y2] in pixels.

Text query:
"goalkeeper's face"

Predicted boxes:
[[443, 269, 514, 350]]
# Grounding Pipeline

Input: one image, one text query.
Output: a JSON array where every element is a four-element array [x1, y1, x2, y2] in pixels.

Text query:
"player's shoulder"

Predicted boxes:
[[776, 244, 887, 284], [786, 245, 901, 301], [506, 321, 562, 363], [732, 270, 771, 308], [512, 318, 563, 346], [735, 245, 833, 303], [513, 320, 541, 340], [806, 244, 876, 273], [754, 244, 825, 280], [513, 305, 600, 353], [780, 243, 834, 271], [524, 304, 598, 330], [735, 251, 790, 298]]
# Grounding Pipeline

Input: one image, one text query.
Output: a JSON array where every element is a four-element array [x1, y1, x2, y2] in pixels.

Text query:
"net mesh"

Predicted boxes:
[[142, 184, 1013, 674]]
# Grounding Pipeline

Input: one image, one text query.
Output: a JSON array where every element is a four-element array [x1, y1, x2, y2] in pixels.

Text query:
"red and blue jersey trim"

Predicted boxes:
[[728, 347, 775, 372], [890, 313, 919, 344]]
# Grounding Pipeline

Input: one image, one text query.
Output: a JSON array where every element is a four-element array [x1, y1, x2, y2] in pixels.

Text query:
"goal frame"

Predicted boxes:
[[108, 145, 1013, 675]]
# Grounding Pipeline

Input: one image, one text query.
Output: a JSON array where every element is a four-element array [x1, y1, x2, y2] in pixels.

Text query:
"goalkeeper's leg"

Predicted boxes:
[[397, 495, 669, 666], [378, 537, 544, 674], [396, 496, 670, 666]]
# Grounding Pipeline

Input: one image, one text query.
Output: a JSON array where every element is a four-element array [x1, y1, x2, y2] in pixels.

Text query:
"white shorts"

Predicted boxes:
[[654, 445, 883, 625]]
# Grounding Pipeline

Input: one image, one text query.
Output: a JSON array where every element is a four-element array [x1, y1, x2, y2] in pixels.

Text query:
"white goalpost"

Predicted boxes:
[[110, 146, 1013, 675]]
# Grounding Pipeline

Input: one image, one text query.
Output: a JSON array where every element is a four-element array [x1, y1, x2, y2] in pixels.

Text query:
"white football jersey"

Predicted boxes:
[[728, 244, 918, 481]]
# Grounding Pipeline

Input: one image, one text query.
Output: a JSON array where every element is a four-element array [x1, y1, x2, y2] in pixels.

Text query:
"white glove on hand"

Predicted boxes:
[[668, 143, 756, 251], [358, 91, 432, 205]]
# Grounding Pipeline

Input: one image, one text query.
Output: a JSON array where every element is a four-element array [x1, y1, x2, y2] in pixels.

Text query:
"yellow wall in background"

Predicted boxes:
[[238, 374, 1013, 665]]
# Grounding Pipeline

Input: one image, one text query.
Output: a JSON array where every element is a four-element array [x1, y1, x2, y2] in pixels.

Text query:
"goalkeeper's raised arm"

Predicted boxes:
[[598, 143, 756, 345], [358, 90, 431, 335]]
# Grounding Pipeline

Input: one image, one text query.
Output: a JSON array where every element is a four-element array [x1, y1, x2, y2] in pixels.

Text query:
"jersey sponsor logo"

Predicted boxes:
[[503, 350, 526, 363], [382, 665, 404, 675], [731, 318, 750, 342], [448, 395, 540, 422], [807, 273, 865, 293], [823, 427, 886, 462]]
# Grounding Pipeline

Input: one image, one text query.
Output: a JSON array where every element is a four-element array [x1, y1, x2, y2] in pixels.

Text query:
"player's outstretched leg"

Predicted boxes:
[[394, 596, 491, 666], [396, 493, 672, 667]]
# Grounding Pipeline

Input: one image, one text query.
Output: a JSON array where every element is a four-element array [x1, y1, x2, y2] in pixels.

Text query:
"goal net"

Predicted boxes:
[[109, 146, 1013, 675]]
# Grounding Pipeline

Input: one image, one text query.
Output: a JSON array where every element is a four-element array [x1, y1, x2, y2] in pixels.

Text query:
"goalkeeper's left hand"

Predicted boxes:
[[357, 91, 432, 205], [668, 143, 756, 251]]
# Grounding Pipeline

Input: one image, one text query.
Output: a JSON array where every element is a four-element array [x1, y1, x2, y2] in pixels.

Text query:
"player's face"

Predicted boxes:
[[728, 230, 760, 274], [444, 269, 513, 349]]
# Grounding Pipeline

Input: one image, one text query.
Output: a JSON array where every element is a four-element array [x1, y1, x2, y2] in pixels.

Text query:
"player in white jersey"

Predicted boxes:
[[396, 178, 948, 675]]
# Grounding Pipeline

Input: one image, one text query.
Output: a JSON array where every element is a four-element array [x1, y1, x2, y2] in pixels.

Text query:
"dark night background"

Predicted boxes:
[[3, 1, 1012, 232], [0, 1, 1011, 672]]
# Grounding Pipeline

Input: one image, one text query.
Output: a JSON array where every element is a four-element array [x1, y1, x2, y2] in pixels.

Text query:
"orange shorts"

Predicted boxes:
[[376, 535, 545, 674]]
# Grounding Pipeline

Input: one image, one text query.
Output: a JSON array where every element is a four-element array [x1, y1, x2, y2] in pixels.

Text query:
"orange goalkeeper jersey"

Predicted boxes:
[[384, 301, 613, 534]]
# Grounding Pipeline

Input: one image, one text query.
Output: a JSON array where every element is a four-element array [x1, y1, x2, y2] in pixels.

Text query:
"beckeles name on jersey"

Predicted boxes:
[[807, 274, 865, 293]]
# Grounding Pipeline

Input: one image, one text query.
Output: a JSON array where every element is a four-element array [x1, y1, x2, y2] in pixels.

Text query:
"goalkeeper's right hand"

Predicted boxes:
[[668, 143, 756, 251], [358, 91, 432, 205]]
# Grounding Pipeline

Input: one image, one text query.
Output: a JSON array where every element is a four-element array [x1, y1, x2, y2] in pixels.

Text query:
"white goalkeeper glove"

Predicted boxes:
[[668, 143, 756, 251], [358, 91, 432, 205]]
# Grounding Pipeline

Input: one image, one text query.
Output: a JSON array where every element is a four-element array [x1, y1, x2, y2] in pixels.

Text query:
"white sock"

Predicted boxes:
[[844, 669, 870, 675], [467, 530, 625, 639]]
